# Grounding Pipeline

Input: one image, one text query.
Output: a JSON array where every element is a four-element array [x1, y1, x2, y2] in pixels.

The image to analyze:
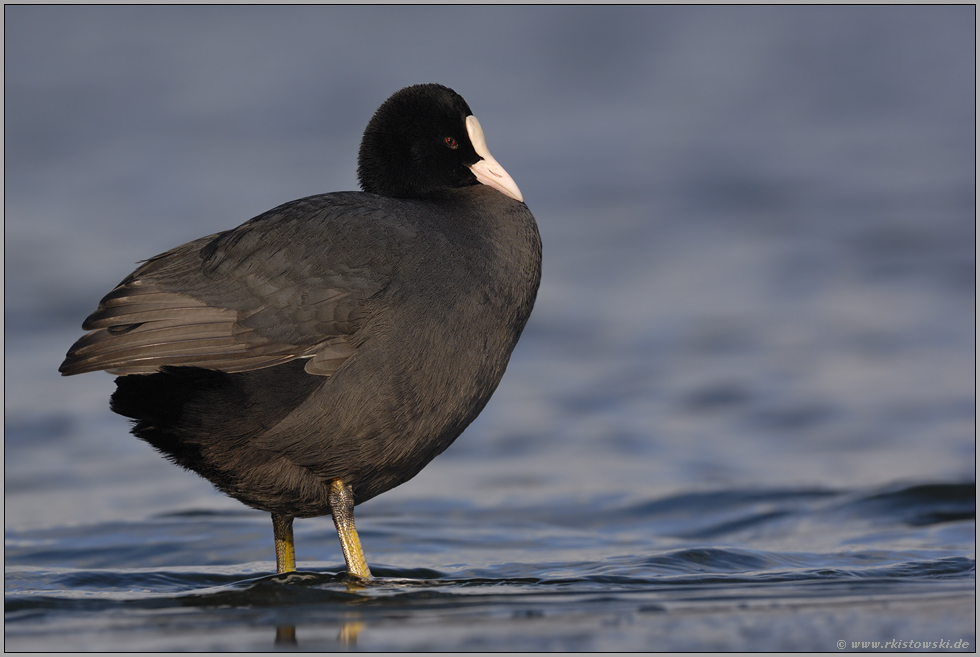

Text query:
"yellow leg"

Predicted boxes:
[[272, 513, 296, 574], [329, 479, 372, 579]]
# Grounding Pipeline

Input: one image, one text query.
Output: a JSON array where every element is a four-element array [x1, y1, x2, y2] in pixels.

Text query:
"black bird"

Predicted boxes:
[[59, 84, 541, 578]]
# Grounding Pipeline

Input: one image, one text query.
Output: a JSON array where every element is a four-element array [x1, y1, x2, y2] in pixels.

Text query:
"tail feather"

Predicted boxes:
[[111, 367, 228, 473]]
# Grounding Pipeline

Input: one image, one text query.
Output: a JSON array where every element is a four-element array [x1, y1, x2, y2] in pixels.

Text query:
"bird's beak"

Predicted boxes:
[[465, 115, 524, 203]]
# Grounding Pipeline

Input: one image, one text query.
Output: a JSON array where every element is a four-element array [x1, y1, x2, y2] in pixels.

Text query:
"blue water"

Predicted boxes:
[[5, 6, 975, 651]]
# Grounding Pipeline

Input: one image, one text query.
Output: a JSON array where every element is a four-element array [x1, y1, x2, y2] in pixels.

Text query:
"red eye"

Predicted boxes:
[[444, 136, 458, 150]]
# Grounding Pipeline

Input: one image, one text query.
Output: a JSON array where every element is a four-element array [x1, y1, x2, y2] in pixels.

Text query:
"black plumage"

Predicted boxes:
[[59, 83, 541, 577]]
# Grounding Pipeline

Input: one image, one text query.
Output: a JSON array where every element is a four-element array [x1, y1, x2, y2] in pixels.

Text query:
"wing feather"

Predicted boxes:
[[61, 289, 315, 375], [60, 195, 400, 379]]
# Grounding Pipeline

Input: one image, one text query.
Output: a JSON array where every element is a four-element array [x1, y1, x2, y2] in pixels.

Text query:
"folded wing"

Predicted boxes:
[[59, 195, 397, 378]]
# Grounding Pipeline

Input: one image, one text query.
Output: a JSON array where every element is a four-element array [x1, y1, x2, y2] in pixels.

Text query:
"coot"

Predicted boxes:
[[59, 83, 542, 579]]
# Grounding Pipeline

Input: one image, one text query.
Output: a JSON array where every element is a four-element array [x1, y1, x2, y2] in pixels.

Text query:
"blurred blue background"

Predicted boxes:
[[4, 6, 975, 651]]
